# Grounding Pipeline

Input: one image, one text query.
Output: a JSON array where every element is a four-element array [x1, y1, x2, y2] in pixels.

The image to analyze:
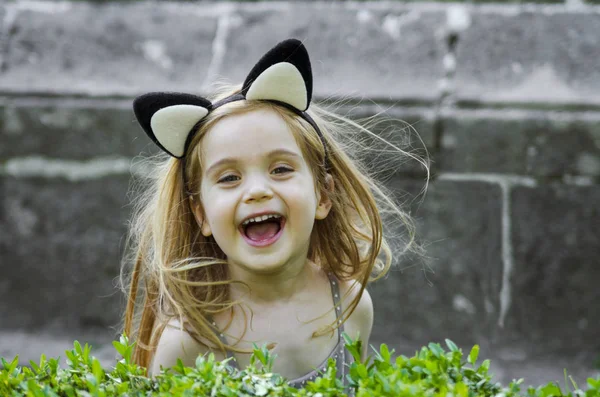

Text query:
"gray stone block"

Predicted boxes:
[[0, 176, 130, 332], [0, 100, 155, 159], [218, 4, 445, 102], [441, 109, 600, 178], [502, 184, 600, 354], [0, 2, 218, 95], [455, 11, 600, 104], [0, 4, 6, 70], [369, 178, 503, 347]]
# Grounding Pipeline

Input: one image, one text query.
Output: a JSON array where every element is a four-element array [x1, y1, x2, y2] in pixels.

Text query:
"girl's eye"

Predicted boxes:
[[217, 174, 240, 184], [272, 166, 293, 175], [217, 167, 292, 183]]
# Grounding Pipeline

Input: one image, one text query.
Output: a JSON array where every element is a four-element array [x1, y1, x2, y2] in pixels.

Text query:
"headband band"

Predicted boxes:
[[133, 39, 330, 171]]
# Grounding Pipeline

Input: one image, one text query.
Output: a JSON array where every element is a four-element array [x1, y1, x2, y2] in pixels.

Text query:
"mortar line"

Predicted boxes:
[[12, 1, 72, 14], [201, 11, 234, 92], [233, 1, 600, 14], [163, 2, 234, 18], [498, 181, 514, 328], [349, 1, 600, 14], [437, 172, 538, 187], [0, 3, 19, 73], [0, 156, 141, 181], [431, 5, 460, 159], [438, 171, 525, 328], [2, 154, 544, 189], [2, 94, 600, 117]]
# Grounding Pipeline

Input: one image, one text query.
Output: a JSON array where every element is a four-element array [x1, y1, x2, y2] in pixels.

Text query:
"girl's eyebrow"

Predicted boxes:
[[205, 149, 302, 175]]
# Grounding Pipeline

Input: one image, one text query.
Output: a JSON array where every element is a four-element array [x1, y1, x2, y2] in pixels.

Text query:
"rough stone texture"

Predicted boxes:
[[0, 176, 130, 332], [219, 4, 445, 101], [455, 11, 600, 104], [0, 2, 218, 95], [504, 184, 600, 354], [0, 2, 598, 109], [441, 109, 600, 178], [369, 178, 504, 347], [0, 99, 155, 159], [367, 178, 600, 385], [0, 330, 118, 369]]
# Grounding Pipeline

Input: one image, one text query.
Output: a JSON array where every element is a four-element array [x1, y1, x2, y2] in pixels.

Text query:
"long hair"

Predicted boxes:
[[118, 84, 429, 371]]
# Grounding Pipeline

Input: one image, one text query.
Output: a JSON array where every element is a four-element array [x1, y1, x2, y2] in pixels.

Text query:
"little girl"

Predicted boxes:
[[119, 39, 425, 389]]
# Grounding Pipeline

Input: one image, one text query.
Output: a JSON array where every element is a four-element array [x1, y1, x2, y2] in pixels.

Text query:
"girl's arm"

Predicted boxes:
[[149, 319, 220, 376], [355, 288, 374, 361], [341, 282, 374, 361]]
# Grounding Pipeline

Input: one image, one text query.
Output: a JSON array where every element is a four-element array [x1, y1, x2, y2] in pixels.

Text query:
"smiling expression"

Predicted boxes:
[[192, 107, 331, 274]]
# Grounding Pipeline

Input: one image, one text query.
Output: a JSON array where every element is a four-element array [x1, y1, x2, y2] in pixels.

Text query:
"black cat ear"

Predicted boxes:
[[241, 39, 313, 111], [133, 93, 212, 158]]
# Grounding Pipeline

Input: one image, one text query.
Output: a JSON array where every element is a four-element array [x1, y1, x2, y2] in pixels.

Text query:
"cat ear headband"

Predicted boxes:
[[133, 38, 329, 170]]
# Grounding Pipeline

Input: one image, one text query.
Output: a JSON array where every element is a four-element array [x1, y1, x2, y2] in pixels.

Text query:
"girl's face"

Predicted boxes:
[[193, 107, 332, 274]]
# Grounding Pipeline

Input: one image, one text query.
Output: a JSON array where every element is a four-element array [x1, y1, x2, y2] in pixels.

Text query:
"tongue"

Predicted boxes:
[[245, 220, 280, 241]]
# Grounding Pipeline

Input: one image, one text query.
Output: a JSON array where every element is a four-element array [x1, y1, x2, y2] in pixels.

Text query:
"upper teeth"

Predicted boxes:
[[242, 214, 281, 226]]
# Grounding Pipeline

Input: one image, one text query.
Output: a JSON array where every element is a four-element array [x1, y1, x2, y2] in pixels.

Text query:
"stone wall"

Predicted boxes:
[[1, 0, 599, 385]]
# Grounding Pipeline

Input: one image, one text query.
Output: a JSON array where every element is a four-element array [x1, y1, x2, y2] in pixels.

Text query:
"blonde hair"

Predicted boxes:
[[118, 84, 429, 371]]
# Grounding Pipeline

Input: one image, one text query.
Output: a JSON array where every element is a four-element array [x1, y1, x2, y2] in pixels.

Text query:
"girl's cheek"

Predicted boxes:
[[289, 183, 316, 200]]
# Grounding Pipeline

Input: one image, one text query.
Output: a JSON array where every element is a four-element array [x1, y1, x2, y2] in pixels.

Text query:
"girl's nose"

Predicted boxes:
[[243, 179, 274, 203]]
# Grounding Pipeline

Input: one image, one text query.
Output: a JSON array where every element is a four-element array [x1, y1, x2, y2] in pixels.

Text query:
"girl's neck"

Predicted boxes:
[[227, 259, 320, 306]]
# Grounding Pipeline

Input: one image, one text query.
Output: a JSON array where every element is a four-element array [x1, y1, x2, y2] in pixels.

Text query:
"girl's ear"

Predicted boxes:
[[189, 196, 212, 237], [315, 174, 334, 220]]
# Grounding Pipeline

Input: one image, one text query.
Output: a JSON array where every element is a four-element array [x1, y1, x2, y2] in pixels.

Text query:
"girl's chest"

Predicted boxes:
[[217, 304, 342, 379]]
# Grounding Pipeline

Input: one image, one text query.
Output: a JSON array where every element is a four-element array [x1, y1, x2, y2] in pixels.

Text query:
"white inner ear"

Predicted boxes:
[[246, 62, 308, 111], [151, 105, 209, 157]]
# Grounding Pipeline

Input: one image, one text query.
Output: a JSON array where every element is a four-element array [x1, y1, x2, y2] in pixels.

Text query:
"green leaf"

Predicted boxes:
[[568, 375, 578, 391], [356, 363, 368, 378], [564, 369, 572, 393], [468, 345, 479, 366], [540, 382, 562, 397], [29, 360, 40, 373], [478, 359, 490, 374], [112, 341, 126, 358], [252, 344, 267, 366], [445, 339, 459, 352], [92, 359, 104, 383], [73, 341, 83, 355], [342, 332, 354, 346], [342, 332, 362, 363], [455, 381, 469, 397], [83, 343, 91, 363], [4, 356, 19, 374], [380, 343, 391, 363], [428, 343, 445, 358]]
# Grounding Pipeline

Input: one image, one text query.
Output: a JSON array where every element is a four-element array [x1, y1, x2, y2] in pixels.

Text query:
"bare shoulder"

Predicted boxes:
[[150, 318, 226, 376], [337, 279, 374, 359]]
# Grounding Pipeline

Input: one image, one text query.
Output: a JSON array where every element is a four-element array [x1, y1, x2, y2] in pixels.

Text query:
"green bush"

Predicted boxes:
[[1, 334, 599, 396]]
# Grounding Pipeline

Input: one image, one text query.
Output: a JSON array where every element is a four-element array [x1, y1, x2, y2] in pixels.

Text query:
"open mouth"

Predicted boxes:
[[239, 215, 286, 247]]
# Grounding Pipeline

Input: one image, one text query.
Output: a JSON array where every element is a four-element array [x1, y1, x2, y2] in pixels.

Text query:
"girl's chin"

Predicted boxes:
[[228, 258, 292, 275]]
